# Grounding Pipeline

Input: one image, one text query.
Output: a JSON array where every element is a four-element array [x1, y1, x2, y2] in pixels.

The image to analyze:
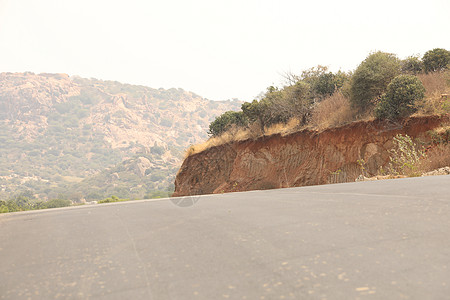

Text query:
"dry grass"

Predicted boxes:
[[185, 118, 307, 157], [418, 72, 449, 95], [416, 71, 450, 115], [184, 132, 235, 158], [430, 125, 450, 141], [310, 91, 354, 130], [183, 125, 258, 158], [417, 144, 450, 173], [185, 71, 450, 158], [264, 118, 302, 136], [184, 92, 362, 158]]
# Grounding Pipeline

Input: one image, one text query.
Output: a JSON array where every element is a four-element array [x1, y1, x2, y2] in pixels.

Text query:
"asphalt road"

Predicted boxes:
[[1, 175, 450, 300]]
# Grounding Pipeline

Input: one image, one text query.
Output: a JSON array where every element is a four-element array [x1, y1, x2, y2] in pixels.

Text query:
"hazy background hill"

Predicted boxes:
[[0, 72, 241, 201]]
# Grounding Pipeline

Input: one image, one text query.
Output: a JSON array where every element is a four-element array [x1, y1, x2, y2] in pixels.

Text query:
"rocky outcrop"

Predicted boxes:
[[422, 167, 450, 176], [173, 115, 449, 196], [0, 72, 242, 200]]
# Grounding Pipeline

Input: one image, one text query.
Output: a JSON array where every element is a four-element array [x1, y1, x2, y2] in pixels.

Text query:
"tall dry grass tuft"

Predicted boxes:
[[416, 71, 450, 115], [183, 125, 259, 158], [418, 72, 449, 95], [185, 118, 308, 158], [310, 91, 354, 130], [416, 120, 450, 173], [417, 144, 450, 173], [264, 118, 301, 136]]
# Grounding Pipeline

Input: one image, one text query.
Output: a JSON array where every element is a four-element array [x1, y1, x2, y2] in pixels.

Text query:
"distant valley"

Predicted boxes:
[[0, 72, 241, 201]]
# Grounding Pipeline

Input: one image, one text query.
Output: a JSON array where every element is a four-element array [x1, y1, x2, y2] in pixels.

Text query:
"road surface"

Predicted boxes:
[[1, 175, 450, 299]]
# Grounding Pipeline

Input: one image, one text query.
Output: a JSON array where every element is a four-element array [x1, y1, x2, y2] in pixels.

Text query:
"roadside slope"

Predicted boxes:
[[174, 115, 448, 196]]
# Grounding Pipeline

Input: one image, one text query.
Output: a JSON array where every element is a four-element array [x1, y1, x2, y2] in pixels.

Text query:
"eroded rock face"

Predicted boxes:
[[173, 115, 448, 196]]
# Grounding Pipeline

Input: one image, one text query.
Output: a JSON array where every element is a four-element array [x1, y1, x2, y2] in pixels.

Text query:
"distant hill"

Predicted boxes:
[[0, 72, 241, 201]]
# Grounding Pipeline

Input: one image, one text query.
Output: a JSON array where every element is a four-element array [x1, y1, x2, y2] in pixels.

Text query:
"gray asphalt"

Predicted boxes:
[[1, 175, 450, 300]]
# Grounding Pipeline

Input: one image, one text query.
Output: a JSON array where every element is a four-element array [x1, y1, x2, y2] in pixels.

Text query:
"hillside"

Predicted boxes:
[[0, 72, 241, 201], [175, 49, 450, 196], [174, 115, 449, 196]]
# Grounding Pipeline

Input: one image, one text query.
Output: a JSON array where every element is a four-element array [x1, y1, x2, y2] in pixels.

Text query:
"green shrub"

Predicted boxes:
[[241, 83, 314, 131], [312, 72, 336, 96], [208, 111, 247, 136], [241, 99, 270, 131], [144, 190, 170, 199], [278, 81, 313, 125], [210, 67, 348, 136], [293, 66, 349, 101], [98, 195, 126, 203], [401, 56, 423, 74], [42, 199, 71, 209], [311, 71, 349, 98], [386, 134, 425, 176], [423, 48, 450, 73], [350, 51, 401, 111], [375, 75, 425, 120], [0, 205, 9, 213]]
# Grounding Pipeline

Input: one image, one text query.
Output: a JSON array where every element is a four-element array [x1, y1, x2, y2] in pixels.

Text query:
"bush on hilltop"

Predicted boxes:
[[350, 51, 401, 112], [375, 75, 425, 120], [423, 48, 450, 73]]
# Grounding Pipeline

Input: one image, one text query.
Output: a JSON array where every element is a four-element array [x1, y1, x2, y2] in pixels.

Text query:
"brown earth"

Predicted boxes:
[[173, 115, 449, 196]]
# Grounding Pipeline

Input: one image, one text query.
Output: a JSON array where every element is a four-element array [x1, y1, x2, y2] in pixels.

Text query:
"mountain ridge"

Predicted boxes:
[[0, 72, 241, 201]]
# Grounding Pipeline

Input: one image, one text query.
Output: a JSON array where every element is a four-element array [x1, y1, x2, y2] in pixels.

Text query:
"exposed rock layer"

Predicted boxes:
[[173, 115, 448, 196]]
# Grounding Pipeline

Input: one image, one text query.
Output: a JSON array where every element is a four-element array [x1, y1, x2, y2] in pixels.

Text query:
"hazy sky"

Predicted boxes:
[[1, 0, 449, 101]]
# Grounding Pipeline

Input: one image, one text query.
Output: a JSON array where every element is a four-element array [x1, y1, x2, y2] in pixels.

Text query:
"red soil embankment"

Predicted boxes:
[[173, 115, 448, 196]]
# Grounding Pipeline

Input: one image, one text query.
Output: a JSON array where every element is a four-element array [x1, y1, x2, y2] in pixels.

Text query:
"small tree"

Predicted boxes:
[[313, 72, 337, 97], [422, 48, 450, 73], [243, 83, 314, 131], [300, 65, 329, 85], [401, 56, 423, 74], [350, 51, 401, 111], [241, 87, 282, 131], [278, 81, 313, 125], [375, 75, 425, 120], [208, 111, 247, 136]]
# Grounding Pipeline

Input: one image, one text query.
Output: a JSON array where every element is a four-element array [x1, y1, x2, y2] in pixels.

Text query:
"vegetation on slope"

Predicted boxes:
[[0, 73, 241, 205], [198, 48, 450, 155]]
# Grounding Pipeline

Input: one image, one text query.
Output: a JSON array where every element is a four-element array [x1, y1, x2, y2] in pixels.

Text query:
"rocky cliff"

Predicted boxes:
[[173, 115, 448, 196]]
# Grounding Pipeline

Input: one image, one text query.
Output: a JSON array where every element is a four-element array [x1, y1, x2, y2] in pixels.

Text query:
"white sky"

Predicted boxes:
[[0, 0, 449, 101]]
